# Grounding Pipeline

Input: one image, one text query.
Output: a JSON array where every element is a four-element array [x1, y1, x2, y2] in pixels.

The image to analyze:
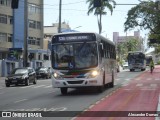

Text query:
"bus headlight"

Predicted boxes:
[[87, 70, 100, 78], [91, 70, 99, 76], [53, 72, 62, 79]]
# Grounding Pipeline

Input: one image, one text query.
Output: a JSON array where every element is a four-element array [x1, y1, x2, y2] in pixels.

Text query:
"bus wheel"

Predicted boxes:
[[60, 88, 68, 95], [97, 86, 104, 93], [110, 72, 114, 88]]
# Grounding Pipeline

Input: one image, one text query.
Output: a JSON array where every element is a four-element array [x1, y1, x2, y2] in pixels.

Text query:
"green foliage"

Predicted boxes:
[[124, 1, 160, 33], [117, 38, 141, 61]]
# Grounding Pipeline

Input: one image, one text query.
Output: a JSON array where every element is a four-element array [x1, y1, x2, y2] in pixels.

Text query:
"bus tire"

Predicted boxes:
[[97, 73, 105, 92], [97, 86, 104, 93], [60, 88, 68, 95], [110, 72, 114, 88]]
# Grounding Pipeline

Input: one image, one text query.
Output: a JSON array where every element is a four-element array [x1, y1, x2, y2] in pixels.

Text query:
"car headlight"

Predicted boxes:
[[5, 78, 8, 80], [21, 75, 28, 79]]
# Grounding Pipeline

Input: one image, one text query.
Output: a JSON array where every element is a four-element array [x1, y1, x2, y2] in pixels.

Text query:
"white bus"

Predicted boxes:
[[51, 32, 116, 94], [127, 51, 146, 71]]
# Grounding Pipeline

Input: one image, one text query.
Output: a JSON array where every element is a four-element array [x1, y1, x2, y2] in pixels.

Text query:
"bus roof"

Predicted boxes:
[[52, 32, 115, 46]]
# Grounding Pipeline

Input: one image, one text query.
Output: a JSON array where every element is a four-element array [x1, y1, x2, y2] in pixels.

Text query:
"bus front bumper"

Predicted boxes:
[[52, 77, 103, 88]]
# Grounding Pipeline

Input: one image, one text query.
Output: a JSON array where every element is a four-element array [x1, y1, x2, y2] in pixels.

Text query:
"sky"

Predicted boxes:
[[43, 0, 149, 41]]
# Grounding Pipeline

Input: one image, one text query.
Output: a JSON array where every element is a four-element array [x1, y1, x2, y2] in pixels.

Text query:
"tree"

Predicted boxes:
[[124, 1, 160, 35], [117, 38, 141, 62], [124, 1, 160, 53], [86, 0, 116, 34]]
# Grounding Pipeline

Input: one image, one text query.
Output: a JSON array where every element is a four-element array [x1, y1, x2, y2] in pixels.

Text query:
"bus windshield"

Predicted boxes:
[[52, 42, 98, 69], [128, 53, 145, 64]]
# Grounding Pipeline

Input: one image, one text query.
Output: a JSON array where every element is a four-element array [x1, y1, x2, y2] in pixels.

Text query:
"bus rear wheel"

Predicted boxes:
[[60, 88, 68, 95]]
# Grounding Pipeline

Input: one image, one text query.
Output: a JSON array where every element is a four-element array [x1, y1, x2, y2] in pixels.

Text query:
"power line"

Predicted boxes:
[[43, 1, 85, 7]]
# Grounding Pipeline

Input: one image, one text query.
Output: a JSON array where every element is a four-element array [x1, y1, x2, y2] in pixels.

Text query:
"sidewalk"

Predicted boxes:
[[75, 65, 160, 120]]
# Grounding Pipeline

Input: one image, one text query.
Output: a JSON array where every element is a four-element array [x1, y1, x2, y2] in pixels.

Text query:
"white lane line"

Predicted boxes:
[[150, 84, 157, 87], [20, 86, 33, 88], [33, 85, 45, 88], [155, 78, 160, 81], [125, 78, 130, 81], [121, 84, 128, 86], [14, 99, 28, 103], [43, 85, 52, 88]]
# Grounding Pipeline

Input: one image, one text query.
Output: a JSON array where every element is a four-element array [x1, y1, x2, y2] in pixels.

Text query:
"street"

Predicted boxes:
[[0, 67, 153, 120]]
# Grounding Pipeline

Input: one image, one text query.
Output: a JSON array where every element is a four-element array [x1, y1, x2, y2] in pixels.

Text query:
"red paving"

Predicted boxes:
[[75, 65, 160, 120]]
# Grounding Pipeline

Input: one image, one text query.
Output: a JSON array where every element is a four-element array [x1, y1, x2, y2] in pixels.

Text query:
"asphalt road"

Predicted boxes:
[[0, 68, 145, 120]]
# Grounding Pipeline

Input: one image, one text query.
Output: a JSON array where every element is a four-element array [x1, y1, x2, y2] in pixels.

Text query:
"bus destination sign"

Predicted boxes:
[[52, 34, 95, 43], [59, 36, 89, 41]]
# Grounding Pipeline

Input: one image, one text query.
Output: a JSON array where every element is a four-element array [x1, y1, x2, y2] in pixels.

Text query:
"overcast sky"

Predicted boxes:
[[43, 0, 149, 41]]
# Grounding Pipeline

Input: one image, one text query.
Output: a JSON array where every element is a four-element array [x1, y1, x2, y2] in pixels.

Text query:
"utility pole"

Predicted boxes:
[[23, 0, 28, 67], [58, 0, 62, 33]]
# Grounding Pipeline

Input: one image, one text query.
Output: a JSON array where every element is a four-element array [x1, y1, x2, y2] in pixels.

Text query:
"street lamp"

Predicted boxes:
[[23, 0, 28, 67]]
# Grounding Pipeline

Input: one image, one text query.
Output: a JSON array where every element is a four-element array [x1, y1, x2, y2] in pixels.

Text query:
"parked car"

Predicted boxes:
[[36, 67, 52, 79], [5, 67, 37, 87], [123, 62, 128, 70]]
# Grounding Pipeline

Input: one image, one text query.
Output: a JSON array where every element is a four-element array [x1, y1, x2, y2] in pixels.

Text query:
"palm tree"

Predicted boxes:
[[86, 0, 116, 34]]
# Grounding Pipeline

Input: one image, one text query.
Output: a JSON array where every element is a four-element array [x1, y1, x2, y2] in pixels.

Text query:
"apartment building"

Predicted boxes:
[[44, 22, 71, 50], [113, 31, 145, 52], [0, 0, 49, 77], [0, 0, 44, 59]]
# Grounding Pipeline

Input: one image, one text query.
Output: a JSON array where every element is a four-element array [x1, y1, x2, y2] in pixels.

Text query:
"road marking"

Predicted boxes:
[[33, 85, 45, 88], [124, 89, 132, 91], [155, 78, 160, 81], [136, 84, 143, 87], [14, 99, 28, 103], [150, 84, 157, 87], [44, 85, 52, 88], [125, 78, 130, 81], [0, 92, 4, 94], [121, 84, 128, 86], [20, 86, 33, 88]]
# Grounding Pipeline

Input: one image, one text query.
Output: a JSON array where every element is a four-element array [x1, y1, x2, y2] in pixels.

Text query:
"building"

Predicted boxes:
[[113, 31, 145, 52], [44, 22, 72, 50], [0, 0, 51, 77], [0, 0, 44, 59]]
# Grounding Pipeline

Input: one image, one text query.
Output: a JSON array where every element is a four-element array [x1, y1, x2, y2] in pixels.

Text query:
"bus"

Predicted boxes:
[[51, 32, 116, 94], [127, 51, 146, 71], [145, 55, 152, 66]]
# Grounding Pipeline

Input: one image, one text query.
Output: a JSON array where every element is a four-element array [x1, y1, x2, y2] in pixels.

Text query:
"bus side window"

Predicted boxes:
[[100, 43, 104, 58]]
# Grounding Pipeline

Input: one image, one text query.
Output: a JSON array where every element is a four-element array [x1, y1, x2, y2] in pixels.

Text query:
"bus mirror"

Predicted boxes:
[[100, 43, 104, 50]]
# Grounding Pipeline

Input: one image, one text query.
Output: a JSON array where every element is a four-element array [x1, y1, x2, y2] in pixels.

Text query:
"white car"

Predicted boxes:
[[123, 62, 128, 70]]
